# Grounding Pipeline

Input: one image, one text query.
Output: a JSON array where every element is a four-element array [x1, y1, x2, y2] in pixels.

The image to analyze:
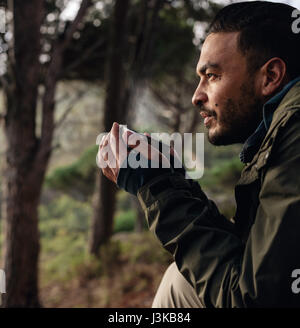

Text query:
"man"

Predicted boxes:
[[98, 1, 300, 307]]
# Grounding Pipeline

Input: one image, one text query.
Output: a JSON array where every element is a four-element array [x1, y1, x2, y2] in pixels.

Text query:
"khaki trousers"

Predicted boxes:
[[152, 262, 204, 308]]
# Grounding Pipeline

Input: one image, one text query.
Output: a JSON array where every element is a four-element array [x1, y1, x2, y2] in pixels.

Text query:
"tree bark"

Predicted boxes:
[[89, 173, 118, 252], [1, 0, 91, 307], [89, 0, 130, 255], [1, 0, 44, 307]]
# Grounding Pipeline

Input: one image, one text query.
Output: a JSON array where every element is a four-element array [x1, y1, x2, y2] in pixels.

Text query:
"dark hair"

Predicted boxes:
[[208, 1, 300, 80]]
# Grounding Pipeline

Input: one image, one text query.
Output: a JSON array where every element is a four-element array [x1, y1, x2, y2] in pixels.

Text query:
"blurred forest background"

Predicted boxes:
[[1, 0, 293, 308]]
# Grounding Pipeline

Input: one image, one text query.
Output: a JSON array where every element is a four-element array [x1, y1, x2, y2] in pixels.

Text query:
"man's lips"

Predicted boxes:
[[200, 111, 215, 126]]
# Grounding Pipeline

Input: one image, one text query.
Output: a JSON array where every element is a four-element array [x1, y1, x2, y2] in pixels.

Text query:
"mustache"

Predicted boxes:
[[197, 104, 217, 117]]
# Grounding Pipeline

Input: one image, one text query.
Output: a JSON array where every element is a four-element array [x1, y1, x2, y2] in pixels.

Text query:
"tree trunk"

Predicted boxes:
[[1, 0, 90, 307], [1, 0, 44, 307], [1, 132, 43, 307], [89, 173, 118, 252], [89, 0, 130, 256]]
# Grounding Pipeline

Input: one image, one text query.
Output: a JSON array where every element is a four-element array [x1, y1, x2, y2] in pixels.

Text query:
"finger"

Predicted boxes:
[[100, 133, 109, 153], [102, 166, 117, 184], [98, 133, 110, 168], [97, 149, 107, 168], [111, 122, 119, 155], [111, 122, 128, 164], [103, 150, 108, 161], [100, 138, 108, 149], [100, 132, 113, 163], [99, 134, 107, 149]]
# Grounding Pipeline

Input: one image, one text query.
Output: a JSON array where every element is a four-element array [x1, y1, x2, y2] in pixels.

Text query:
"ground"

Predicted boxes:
[[40, 232, 172, 308]]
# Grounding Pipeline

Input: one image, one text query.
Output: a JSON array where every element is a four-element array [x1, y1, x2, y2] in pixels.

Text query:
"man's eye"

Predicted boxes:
[[207, 73, 217, 79]]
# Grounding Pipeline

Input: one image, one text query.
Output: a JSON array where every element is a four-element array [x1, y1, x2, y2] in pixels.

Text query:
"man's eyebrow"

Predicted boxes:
[[197, 62, 220, 75]]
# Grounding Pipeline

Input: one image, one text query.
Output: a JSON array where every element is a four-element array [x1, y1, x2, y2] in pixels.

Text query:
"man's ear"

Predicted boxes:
[[259, 58, 288, 97]]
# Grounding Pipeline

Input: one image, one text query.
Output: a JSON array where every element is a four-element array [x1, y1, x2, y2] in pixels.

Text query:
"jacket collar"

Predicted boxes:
[[239, 76, 300, 164]]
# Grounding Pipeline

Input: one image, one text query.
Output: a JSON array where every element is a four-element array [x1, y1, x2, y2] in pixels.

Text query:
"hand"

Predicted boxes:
[[97, 122, 175, 184], [97, 122, 127, 184]]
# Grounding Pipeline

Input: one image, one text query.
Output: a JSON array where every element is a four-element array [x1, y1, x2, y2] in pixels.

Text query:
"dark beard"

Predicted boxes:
[[208, 81, 264, 146]]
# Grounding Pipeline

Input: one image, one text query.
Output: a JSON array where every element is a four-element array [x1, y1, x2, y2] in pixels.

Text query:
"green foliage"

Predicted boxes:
[[40, 234, 88, 283], [152, 6, 195, 79], [198, 157, 244, 220], [114, 210, 137, 234], [39, 194, 92, 282], [210, 157, 244, 186], [116, 190, 133, 212], [200, 157, 244, 189], [38, 193, 142, 283], [39, 194, 92, 238], [45, 145, 98, 199], [39, 192, 138, 238], [118, 232, 172, 265]]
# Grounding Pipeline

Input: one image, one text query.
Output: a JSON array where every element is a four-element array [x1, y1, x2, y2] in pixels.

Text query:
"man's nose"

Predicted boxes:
[[192, 86, 208, 107]]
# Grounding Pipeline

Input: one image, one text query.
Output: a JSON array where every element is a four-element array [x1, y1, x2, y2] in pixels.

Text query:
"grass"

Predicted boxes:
[[39, 231, 172, 308]]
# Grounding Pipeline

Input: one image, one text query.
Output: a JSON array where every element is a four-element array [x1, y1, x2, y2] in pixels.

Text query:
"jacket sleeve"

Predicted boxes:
[[137, 113, 300, 307]]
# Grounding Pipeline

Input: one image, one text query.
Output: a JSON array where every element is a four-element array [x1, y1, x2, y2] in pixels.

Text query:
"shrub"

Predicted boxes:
[[45, 145, 98, 199], [114, 210, 136, 233], [200, 157, 244, 189]]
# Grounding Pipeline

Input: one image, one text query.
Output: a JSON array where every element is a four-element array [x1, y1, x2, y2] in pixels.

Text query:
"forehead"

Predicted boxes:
[[197, 32, 246, 72]]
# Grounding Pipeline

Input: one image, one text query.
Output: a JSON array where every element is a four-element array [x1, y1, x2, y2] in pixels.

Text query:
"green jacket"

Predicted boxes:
[[137, 81, 300, 308]]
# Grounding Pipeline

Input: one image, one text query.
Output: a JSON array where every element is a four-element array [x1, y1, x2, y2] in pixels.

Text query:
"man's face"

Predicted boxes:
[[192, 32, 264, 145]]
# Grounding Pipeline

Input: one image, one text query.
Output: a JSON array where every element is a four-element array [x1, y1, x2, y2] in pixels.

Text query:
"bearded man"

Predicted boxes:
[[98, 1, 300, 307]]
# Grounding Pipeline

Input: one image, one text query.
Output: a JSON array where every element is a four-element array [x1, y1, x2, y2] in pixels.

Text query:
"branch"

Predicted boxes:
[[38, 0, 92, 164], [135, 0, 165, 78], [55, 92, 72, 106], [150, 85, 184, 113], [155, 113, 174, 127], [58, 119, 100, 126], [60, 37, 105, 77], [54, 89, 88, 129], [61, 0, 92, 50]]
